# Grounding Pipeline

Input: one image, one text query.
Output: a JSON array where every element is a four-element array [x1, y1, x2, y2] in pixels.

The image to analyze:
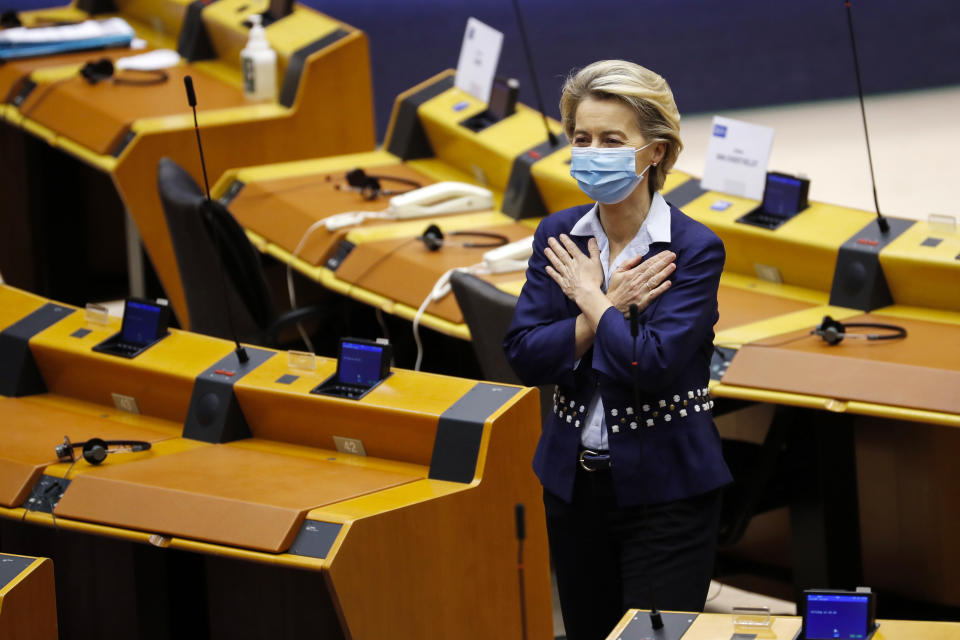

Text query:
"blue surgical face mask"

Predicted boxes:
[[569, 142, 654, 204]]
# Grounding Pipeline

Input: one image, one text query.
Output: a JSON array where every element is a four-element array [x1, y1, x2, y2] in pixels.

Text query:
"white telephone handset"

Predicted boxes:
[[324, 182, 494, 230], [482, 236, 534, 274], [388, 182, 494, 219]]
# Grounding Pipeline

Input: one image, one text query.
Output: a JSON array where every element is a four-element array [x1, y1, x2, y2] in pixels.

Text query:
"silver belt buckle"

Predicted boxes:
[[579, 448, 598, 472]]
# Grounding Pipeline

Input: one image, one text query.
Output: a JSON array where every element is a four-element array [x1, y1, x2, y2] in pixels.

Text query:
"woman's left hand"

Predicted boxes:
[[544, 235, 603, 306]]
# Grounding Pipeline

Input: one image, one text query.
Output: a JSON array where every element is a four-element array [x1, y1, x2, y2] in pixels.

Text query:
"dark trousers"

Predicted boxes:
[[543, 466, 722, 640]]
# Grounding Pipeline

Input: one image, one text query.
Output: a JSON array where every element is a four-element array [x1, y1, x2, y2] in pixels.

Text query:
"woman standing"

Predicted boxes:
[[504, 60, 732, 640]]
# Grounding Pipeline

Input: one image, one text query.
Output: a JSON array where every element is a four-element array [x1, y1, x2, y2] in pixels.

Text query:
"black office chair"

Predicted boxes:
[[157, 157, 329, 348], [715, 412, 792, 547], [449, 271, 554, 421]]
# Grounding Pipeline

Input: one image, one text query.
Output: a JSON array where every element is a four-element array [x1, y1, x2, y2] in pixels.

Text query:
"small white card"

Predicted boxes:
[[700, 116, 774, 200], [455, 17, 503, 103]]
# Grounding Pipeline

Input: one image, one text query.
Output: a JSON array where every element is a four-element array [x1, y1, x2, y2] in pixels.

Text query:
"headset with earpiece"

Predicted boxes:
[[419, 223, 509, 252], [811, 315, 907, 346], [79, 58, 169, 86], [336, 167, 422, 200], [54, 435, 152, 466]]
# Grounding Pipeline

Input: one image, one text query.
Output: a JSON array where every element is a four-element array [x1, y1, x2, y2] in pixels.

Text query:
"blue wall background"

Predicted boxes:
[[6, 0, 960, 140]]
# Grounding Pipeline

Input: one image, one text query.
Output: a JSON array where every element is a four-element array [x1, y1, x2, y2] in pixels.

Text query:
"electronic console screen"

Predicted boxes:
[[805, 593, 871, 639], [338, 341, 384, 386], [121, 301, 164, 345], [762, 173, 804, 217]]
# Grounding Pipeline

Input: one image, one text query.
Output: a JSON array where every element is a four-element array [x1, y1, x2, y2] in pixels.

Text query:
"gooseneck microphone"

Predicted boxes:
[[515, 503, 528, 640], [184, 76, 212, 199], [628, 303, 664, 631], [509, 0, 559, 149], [843, 0, 889, 234], [183, 75, 249, 364], [629, 303, 641, 425]]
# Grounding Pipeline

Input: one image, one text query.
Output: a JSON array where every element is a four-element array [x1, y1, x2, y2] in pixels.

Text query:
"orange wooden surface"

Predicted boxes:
[[610, 611, 960, 640], [18, 66, 245, 155], [327, 387, 554, 640], [0, 556, 58, 640], [54, 443, 420, 552], [28, 313, 236, 424], [0, 396, 173, 507], [332, 223, 534, 324], [856, 416, 960, 606], [0, 283, 555, 636], [715, 285, 816, 333], [0, 46, 147, 103], [723, 314, 960, 414], [228, 163, 436, 266], [110, 30, 375, 327]]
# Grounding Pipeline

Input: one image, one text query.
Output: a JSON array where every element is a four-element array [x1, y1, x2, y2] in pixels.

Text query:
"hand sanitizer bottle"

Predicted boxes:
[[240, 14, 276, 100]]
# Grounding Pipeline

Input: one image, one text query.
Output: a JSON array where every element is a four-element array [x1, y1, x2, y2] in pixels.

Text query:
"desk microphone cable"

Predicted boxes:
[[286, 218, 417, 353]]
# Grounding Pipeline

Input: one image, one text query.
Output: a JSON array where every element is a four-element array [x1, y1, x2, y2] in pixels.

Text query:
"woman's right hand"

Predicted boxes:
[[606, 250, 676, 315]]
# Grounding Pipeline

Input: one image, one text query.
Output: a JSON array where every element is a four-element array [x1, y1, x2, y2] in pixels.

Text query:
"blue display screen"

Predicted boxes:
[[121, 301, 163, 345], [806, 594, 870, 639], [762, 174, 803, 217], [338, 341, 384, 386]]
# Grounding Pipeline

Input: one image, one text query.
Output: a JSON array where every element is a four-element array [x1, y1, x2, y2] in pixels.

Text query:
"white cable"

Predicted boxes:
[[412, 264, 482, 371], [374, 308, 394, 367], [286, 217, 335, 353], [285, 207, 393, 352], [322, 209, 391, 230]]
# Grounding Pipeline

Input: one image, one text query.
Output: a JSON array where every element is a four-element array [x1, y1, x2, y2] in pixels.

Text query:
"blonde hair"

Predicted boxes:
[[560, 60, 682, 195]]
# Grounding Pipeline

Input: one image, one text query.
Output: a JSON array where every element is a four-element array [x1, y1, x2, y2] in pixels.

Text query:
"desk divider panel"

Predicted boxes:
[[830, 218, 914, 311], [183, 348, 275, 443], [0, 303, 74, 397]]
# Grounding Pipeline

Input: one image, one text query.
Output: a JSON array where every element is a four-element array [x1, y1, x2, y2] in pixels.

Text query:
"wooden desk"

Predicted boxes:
[[215, 155, 836, 341], [0, 553, 58, 640], [609, 611, 960, 640], [226, 161, 439, 266], [723, 313, 960, 416], [0, 283, 553, 640], [1, 0, 376, 325], [709, 306, 960, 607]]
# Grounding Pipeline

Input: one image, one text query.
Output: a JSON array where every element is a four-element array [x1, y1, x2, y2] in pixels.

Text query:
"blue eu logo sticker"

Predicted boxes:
[[713, 124, 727, 138]]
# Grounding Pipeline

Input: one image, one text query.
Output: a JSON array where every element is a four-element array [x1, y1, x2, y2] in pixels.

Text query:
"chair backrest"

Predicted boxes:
[[156, 157, 272, 343], [450, 270, 523, 385], [450, 271, 555, 422]]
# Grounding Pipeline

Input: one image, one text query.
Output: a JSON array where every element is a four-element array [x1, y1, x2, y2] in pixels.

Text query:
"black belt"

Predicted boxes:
[[578, 448, 611, 472]]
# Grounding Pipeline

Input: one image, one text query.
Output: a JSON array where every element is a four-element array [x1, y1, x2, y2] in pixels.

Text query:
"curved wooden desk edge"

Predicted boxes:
[[710, 382, 960, 428]]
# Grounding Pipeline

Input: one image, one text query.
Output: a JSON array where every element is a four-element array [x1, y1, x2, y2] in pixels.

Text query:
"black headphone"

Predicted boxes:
[[811, 315, 907, 346], [0, 10, 21, 27], [335, 168, 422, 200], [419, 224, 509, 252], [79, 59, 170, 86], [55, 436, 152, 466]]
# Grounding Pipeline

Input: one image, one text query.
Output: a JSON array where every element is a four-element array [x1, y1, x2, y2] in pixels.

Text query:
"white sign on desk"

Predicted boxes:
[[700, 116, 774, 200], [455, 17, 503, 103]]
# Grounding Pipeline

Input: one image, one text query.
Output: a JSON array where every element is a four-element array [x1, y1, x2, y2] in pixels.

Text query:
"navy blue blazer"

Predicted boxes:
[[504, 202, 732, 507]]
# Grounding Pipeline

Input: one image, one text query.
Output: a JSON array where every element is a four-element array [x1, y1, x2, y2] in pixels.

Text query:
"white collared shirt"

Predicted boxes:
[[571, 192, 672, 450]]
